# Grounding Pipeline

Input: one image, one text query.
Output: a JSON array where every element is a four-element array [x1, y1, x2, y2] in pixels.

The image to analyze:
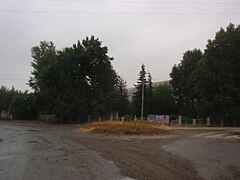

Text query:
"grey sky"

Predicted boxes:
[[0, 0, 239, 90]]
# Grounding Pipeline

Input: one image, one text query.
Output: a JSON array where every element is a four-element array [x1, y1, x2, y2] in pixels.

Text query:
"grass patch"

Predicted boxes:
[[76, 120, 171, 135]]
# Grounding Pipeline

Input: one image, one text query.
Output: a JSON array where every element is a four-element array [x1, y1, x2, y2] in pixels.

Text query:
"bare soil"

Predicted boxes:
[[5, 120, 235, 180], [77, 120, 171, 135], [68, 131, 201, 180]]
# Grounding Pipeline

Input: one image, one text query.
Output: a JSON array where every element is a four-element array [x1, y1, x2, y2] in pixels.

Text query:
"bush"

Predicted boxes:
[[10, 92, 37, 120]]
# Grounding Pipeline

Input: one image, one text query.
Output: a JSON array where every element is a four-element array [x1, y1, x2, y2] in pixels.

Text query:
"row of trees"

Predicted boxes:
[[0, 86, 37, 120], [28, 36, 129, 121], [131, 64, 178, 117], [170, 23, 240, 125], [1, 23, 239, 126], [132, 64, 152, 117], [0, 36, 129, 121]]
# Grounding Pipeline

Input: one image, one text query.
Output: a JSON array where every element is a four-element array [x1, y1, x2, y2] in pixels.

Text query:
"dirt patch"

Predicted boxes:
[[228, 165, 240, 178], [77, 120, 171, 135], [0, 138, 3, 142], [232, 132, 240, 137], [70, 133, 201, 180]]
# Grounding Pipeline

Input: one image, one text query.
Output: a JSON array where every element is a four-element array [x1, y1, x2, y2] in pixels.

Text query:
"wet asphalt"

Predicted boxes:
[[0, 121, 132, 180], [164, 128, 240, 179], [0, 121, 240, 180]]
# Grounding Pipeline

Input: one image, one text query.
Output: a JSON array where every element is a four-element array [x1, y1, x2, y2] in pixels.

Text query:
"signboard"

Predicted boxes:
[[147, 115, 170, 124]]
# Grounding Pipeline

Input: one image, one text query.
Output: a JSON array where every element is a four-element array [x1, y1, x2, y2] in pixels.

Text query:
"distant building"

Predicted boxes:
[[127, 80, 170, 101]]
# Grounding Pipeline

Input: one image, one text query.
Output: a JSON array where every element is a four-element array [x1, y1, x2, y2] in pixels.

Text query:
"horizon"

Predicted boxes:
[[0, 0, 239, 90]]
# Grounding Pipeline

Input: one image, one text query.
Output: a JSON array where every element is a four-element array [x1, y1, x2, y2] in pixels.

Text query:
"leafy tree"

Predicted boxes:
[[145, 71, 153, 115], [170, 23, 240, 126], [10, 92, 37, 120], [113, 76, 129, 116], [29, 36, 125, 122], [170, 49, 203, 117], [194, 23, 240, 125], [0, 86, 17, 113], [151, 84, 179, 115], [29, 41, 58, 114]]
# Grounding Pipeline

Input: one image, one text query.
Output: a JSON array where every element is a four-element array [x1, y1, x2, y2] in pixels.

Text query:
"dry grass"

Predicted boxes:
[[76, 120, 171, 135]]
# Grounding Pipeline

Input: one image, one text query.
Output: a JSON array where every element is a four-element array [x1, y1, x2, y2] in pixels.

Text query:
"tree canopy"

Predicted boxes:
[[151, 84, 179, 115], [29, 36, 128, 122], [170, 49, 203, 117], [132, 64, 153, 117], [170, 23, 240, 125]]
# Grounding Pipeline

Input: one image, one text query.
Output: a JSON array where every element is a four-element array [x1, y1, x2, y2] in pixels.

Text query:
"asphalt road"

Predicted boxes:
[[164, 128, 240, 180], [0, 121, 132, 180], [0, 121, 240, 180]]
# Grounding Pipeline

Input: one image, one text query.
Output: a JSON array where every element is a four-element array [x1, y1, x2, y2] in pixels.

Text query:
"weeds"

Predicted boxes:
[[77, 120, 171, 135]]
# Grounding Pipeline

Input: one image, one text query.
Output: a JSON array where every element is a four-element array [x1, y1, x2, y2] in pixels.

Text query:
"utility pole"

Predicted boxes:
[[141, 74, 144, 120]]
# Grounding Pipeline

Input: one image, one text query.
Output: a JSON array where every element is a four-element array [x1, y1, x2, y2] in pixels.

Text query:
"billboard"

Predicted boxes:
[[147, 115, 170, 124]]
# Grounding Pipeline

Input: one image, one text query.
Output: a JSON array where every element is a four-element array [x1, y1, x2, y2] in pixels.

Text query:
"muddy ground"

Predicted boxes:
[[0, 120, 239, 180]]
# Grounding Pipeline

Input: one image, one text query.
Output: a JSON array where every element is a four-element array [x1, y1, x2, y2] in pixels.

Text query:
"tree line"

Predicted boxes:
[[1, 36, 129, 121], [0, 23, 239, 125], [131, 64, 178, 118], [29, 36, 129, 121], [170, 23, 240, 126]]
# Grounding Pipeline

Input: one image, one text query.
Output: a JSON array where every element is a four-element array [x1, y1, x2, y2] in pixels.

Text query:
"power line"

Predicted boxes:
[[0, 10, 239, 15], [31, 0, 240, 5]]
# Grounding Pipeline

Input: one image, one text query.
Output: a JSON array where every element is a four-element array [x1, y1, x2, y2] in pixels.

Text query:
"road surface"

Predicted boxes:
[[0, 121, 240, 180], [164, 128, 240, 179], [0, 121, 132, 180]]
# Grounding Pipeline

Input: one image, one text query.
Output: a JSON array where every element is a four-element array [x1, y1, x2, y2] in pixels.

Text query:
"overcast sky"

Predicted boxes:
[[0, 0, 239, 90]]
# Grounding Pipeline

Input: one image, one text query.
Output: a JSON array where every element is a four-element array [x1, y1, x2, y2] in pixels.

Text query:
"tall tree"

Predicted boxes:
[[152, 84, 179, 115], [132, 64, 148, 117], [170, 49, 203, 117], [145, 71, 153, 115], [29, 41, 58, 114], [29, 36, 124, 122], [0, 86, 18, 113], [10, 91, 37, 120], [113, 76, 129, 116], [194, 23, 240, 125]]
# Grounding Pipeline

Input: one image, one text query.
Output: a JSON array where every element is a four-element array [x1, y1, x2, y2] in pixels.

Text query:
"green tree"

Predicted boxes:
[[145, 71, 153, 115], [29, 41, 58, 114], [152, 84, 179, 115], [170, 49, 203, 117], [132, 64, 148, 117], [29, 36, 125, 122], [0, 86, 17, 114], [113, 76, 129, 116], [194, 23, 240, 125], [10, 92, 37, 120]]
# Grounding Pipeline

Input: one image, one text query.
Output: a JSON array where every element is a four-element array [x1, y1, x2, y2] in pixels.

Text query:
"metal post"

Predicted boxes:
[[178, 115, 182, 126], [141, 76, 144, 120], [207, 117, 211, 126]]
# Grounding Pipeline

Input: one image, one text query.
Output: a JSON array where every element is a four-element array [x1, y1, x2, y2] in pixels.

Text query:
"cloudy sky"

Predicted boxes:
[[0, 0, 239, 90]]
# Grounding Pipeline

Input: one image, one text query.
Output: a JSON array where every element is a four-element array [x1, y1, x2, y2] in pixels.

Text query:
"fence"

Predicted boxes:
[[0, 111, 12, 120]]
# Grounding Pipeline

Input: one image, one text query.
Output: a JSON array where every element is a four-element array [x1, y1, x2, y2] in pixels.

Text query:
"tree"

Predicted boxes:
[[113, 76, 129, 116], [145, 71, 153, 115], [0, 86, 17, 114], [151, 84, 179, 115], [170, 23, 240, 126], [10, 92, 37, 120], [194, 23, 240, 125], [132, 64, 148, 117], [29, 41, 58, 114], [170, 49, 203, 117], [29, 36, 125, 122]]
